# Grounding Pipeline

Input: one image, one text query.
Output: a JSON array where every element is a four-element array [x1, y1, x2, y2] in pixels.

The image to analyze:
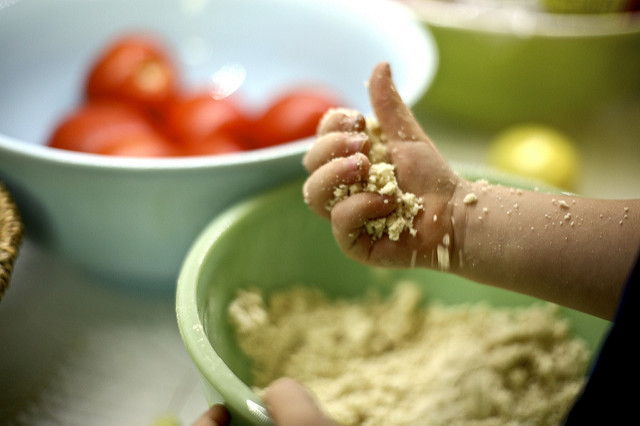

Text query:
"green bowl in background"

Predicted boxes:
[[406, 1, 640, 129], [176, 166, 609, 425]]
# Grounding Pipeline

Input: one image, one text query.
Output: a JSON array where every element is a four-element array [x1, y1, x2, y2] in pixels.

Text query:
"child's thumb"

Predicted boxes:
[[368, 62, 425, 143]]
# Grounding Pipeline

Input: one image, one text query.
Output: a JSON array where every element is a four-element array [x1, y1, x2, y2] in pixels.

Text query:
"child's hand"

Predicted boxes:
[[303, 63, 466, 270]]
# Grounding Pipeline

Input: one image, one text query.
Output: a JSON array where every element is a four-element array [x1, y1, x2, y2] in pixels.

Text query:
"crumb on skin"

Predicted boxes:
[[463, 193, 478, 205], [436, 244, 450, 270]]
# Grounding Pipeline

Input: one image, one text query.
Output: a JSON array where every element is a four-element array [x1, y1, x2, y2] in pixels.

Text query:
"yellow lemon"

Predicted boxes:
[[488, 124, 580, 190]]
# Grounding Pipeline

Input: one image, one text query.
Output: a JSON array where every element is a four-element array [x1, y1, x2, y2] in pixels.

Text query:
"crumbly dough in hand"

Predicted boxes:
[[328, 118, 423, 241]]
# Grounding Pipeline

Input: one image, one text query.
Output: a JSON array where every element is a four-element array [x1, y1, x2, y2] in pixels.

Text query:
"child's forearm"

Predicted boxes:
[[450, 179, 640, 319]]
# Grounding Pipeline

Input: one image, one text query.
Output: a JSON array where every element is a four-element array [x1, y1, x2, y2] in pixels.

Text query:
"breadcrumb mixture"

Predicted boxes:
[[328, 119, 424, 241], [229, 283, 590, 426]]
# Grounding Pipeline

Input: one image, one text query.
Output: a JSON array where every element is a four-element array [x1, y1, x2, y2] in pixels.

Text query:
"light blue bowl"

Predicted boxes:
[[176, 168, 609, 425], [0, 0, 436, 289]]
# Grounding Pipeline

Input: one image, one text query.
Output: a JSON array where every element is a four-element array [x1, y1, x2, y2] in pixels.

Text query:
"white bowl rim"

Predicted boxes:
[[0, 131, 313, 171], [405, 0, 640, 36]]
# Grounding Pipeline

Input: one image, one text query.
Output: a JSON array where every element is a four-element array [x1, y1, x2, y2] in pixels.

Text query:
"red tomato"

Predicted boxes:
[[165, 92, 250, 144], [252, 90, 339, 148], [96, 134, 178, 157], [85, 35, 177, 115], [180, 132, 248, 156], [48, 101, 176, 157]]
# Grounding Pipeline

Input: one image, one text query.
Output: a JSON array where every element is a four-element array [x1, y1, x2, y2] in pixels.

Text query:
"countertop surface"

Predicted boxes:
[[1, 95, 638, 425]]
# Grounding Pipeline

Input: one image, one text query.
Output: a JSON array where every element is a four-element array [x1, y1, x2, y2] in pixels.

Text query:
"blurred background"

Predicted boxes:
[[403, 0, 640, 199], [1, 0, 639, 425]]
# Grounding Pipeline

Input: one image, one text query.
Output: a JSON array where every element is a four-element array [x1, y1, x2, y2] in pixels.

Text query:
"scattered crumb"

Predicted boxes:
[[463, 193, 478, 205], [436, 244, 450, 270], [558, 199, 570, 209], [410, 249, 417, 268]]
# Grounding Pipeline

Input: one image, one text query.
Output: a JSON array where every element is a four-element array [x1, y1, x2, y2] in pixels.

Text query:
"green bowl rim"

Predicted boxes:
[[176, 182, 301, 425], [406, 0, 640, 36]]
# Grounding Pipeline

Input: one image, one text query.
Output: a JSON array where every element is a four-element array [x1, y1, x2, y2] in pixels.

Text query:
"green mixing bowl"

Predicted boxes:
[[176, 166, 609, 425], [406, 0, 640, 129]]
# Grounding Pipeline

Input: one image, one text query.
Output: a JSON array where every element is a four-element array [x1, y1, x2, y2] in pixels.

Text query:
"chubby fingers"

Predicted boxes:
[[316, 107, 366, 135], [303, 108, 368, 173], [303, 132, 369, 172], [264, 378, 338, 426], [303, 152, 370, 220], [193, 404, 230, 426], [331, 191, 398, 260]]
